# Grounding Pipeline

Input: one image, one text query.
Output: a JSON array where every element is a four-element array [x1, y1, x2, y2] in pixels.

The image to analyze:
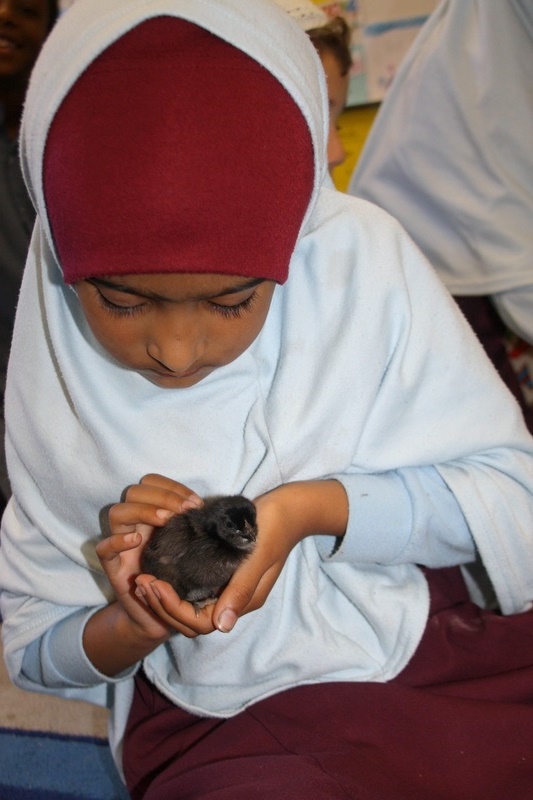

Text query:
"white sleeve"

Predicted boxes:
[[316, 467, 475, 567], [20, 608, 139, 690], [349, 0, 533, 298]]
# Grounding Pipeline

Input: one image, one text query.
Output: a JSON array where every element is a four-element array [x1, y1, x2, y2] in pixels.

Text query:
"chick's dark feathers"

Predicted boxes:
[[142, 495, 257, 609]]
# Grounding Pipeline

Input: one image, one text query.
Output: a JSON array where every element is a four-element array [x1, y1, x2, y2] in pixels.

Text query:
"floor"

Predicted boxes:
[[0, 626, 109, 737]]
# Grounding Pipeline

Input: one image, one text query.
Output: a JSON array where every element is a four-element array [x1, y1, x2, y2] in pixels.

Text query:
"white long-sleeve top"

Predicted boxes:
[[350, 0, 533, 342], [1, 0, 533, 770]]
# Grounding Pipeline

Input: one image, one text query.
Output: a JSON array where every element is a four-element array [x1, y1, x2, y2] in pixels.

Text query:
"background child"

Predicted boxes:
[[275, 0, 352, 172], [0, 0, 58, 513], [2, 1, 533, 798], [349, 0, 533, 431]]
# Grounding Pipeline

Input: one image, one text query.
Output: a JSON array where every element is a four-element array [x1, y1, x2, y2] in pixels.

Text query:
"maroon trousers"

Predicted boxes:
[[455, 294, 533, 434], [123, 567, 533, 799]]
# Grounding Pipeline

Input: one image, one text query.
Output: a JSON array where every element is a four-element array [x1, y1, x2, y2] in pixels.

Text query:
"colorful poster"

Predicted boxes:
[[316, 0, 439, 105]]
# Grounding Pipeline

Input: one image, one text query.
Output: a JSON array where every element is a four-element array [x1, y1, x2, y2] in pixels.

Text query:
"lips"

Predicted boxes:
[[0, 36, 19, 51], [142, 365, 213, 388], [153, 368, 200, 380]]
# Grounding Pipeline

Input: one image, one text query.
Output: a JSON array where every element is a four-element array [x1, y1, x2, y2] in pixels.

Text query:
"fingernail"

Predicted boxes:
[[216, 609, 237, 633], [135, 586, 148, 606], [156, 509, 173, 521], [182, 494, 203, 511], [150, 581, 161, 600]]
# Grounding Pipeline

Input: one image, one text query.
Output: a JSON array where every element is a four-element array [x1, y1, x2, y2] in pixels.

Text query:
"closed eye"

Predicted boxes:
[[209, 291, 258, 320], [92, 286, 148, 317]]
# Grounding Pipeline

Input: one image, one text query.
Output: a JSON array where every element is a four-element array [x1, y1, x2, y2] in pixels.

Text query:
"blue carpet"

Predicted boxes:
[[0, 728, 130, 800]]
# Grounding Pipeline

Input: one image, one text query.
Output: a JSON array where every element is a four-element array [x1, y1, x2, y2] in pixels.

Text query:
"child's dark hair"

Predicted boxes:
[[47, 0, 60, 31], [308, 16, 352, 76]]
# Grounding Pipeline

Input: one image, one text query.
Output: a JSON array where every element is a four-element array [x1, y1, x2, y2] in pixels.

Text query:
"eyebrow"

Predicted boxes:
[[86, 276, 265, 302]]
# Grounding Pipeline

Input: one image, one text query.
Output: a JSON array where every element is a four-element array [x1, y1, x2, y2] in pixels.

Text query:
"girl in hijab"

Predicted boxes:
[[1, 1, 533, 798], [274, 0, 352, 172]]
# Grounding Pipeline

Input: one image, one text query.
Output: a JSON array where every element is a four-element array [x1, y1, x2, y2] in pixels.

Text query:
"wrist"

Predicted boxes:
[[84, 601, 170, 677], [265, 479, 348, 541]]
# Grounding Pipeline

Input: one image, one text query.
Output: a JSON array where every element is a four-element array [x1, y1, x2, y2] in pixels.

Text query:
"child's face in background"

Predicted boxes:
[[75, 272, 276, 389], [0, 0, 51, 87], [319, 48, 349, 172]]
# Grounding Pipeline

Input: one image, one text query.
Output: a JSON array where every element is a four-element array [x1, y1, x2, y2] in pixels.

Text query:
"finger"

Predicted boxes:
[[124, 484, 196, 511], [96, 531, 141, 563], [135, 577, 216, 637], [96, 531, 142, 580], [139, 474, 203, 507], [244, 562, 284, 611], [108, 500, 176, 532], [115, 484, 202, 524], [213, 556, 284, 632], [212, 570, 260, 633]]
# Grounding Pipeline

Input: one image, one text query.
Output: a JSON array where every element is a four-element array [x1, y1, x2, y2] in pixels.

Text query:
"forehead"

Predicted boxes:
[[19, 0, 50, 18], [93, 273, 263, 300], [320, 50, 345, 85]]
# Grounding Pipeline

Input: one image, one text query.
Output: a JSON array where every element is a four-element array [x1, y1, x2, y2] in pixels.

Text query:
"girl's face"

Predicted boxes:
[[0, 0, 51, 86], [75, 272, 276, 389], [319, 48, 349, 173]]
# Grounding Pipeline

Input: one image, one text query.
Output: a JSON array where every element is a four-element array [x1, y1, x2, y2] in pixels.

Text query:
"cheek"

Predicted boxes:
[[236, 298, 273, 351], [82, 310, 145, 364], [209, 303, 272, 364], [24, 26, 49, 60]]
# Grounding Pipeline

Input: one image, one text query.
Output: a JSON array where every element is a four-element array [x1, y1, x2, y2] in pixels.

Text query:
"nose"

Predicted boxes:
[[327, 124, 346, 172], [0, 2, 15, 23], [147, 309, 205, 375]]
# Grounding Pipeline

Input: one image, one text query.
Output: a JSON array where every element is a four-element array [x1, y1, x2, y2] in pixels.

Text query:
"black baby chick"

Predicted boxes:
[[142, 495, 257, 612]]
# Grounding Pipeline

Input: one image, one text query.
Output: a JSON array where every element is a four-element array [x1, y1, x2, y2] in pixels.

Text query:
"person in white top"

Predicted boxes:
[[1, 1, 533, 797], [350, 0, 533, 430]]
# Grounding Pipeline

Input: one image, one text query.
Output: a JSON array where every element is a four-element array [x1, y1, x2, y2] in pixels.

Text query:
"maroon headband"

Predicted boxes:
[[43, 17, 314, 284]]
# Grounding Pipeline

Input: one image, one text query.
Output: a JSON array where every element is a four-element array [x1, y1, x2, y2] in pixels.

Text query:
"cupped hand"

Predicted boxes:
[[134, 483, 301, 636], [126, 478, 346, 638], [210, 484, 305, 632], [210, 479, 347, 632], [97, 473, 206, 639]]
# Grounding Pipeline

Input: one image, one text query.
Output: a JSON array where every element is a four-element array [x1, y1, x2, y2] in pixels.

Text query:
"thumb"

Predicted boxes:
[[213, 573, 258, 633]]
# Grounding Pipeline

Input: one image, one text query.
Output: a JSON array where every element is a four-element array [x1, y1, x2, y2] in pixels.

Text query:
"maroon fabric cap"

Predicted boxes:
[[43, 17, 314, 284]]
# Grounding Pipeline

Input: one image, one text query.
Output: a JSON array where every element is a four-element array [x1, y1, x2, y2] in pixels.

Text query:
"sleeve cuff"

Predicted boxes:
[[315, 472, 412, 563], [23, 607, 139, 688]]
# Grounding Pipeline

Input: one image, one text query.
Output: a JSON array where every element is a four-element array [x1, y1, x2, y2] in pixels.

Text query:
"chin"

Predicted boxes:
[[140, 367, 213, 389]]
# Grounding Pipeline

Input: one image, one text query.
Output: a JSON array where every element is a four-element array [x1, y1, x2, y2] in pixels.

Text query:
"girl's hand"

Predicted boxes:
[[213, 480, 347, 631], [96, 473, 205, 640], [213, 485, 303, 631], [136, 480, 348, 635]]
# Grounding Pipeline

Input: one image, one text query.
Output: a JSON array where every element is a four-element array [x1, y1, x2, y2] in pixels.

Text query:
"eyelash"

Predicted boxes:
[[95, 291, 146, 317], [94, 288, 258, 319], [209, 291, 258, 319]]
